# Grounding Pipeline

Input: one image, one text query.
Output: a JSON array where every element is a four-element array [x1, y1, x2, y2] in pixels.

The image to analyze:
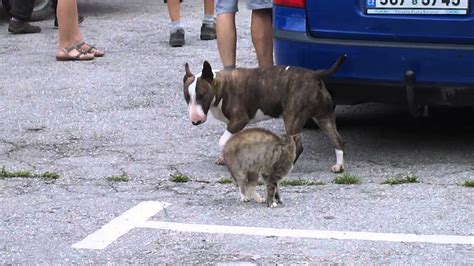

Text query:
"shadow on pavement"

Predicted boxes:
[[333, 104, 474, 150]]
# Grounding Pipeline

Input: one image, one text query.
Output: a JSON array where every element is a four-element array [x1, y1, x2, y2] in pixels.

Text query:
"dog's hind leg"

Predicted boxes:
[[313, 113, 345, 173], [247, 172, 264, 203], [283, 113, 306, 163]]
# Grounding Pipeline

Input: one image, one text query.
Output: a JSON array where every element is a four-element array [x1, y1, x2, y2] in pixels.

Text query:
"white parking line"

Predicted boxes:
[[72, 201, 474, 250], [71, 201, 170, 250], [140, 221, 474, 246]]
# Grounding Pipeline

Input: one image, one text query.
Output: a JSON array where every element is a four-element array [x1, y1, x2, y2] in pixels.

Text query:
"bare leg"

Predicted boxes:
[[166, 0, 180, 22], [56, 0, 97, 60], [57, 0, 83, 49], [204, 0, 214, 15], [216, 12, 237, 69], [251, 8, 273, 67]]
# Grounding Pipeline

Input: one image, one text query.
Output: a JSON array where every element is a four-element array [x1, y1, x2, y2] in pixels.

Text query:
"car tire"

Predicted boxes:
[[30, 0, 53, 21]]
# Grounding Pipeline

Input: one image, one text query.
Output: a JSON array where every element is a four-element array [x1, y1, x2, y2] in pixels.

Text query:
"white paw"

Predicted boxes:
[[331, 164, 344, 173], [254, 196, 265, 204], [240, 194, 250, 202], [270, 202, 279, 208]]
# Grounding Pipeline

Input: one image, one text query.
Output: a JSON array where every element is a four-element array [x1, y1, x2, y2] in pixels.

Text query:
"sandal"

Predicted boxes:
[[56, 46, 94, 61], [76, 41, 105, 57]]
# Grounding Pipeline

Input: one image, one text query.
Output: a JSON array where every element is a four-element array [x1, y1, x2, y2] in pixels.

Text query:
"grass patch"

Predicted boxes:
[[463, 179, 474, 187], [334, 173, 361, 185], [280, 179, 325, 187], [218, 176, 234, 184], [169, 173, 190, 183], [0, 167, 59, 180], [381, 175, 419, 185], [106, 174, 129, 182], [39, 172, 60, 180]]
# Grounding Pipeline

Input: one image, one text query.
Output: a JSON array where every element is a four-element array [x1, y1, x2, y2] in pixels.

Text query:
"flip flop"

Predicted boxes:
[[56, 46, 94, 61], [76, 41, 105, 57]]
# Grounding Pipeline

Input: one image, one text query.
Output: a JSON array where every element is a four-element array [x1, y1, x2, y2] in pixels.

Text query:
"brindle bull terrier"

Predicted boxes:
[[183, 55, 346, 173], [223, 127, 297, 207]]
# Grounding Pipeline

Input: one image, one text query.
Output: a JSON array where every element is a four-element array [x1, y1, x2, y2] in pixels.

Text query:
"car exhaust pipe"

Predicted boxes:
[[405, 70, 429, 118]]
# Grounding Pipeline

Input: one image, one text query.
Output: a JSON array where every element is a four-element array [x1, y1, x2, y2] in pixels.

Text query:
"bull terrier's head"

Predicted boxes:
[[183, 61, 215, 126]]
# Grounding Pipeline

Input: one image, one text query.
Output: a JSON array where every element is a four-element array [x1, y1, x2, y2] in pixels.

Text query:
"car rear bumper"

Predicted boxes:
[[274, 29, 474, 106]]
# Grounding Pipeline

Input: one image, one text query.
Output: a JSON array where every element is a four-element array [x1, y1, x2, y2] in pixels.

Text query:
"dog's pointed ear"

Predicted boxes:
[[184, 63, 193, 78], [202, 61, 214, 83]]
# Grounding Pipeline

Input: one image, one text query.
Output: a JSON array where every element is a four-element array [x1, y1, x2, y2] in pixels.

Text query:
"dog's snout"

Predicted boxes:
[[189, 103, 206, 126]]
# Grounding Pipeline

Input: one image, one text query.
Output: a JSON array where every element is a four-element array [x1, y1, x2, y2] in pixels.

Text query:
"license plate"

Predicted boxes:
[[366, 0, 469, 15]]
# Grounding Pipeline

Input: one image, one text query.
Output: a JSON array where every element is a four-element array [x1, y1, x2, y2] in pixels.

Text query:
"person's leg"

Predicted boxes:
[[8, 0, 40, 34], [51, 0, 57, 12], [9, 0, 34, 20], [56, 0, 93, 60], [57, 0, 82, 48], [56, 0, 103, 57], [200, 0, 216, 40], [166, 0, 181, 22], [247, 0, 273, 67], [216, 13, 236, 69], [250, 8, 273, 67], [52, 0, 84, 28], [166, 0, 185, 47], [215, 0, 238, 69], [204, 0, 214, 16]]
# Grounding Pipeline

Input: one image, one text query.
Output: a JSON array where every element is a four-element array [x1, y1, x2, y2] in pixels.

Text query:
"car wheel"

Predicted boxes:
[[30, 0, 53, 21]]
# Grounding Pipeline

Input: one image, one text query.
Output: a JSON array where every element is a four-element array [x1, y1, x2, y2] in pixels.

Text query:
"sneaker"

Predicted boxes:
[[200, 23, 216, 40], [8, 19, 41, 34], [54, 15, 84, 28], [169, 28, 185, 47]]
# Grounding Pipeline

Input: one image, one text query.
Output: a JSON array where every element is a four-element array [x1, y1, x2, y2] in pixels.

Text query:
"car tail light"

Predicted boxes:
[[273, 0, 305, 8]]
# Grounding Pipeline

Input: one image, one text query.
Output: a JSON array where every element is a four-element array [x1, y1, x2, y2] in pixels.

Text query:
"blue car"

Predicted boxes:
[[273, 0, 474, 111]]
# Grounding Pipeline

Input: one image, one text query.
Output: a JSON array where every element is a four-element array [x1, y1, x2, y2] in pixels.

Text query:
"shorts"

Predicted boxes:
[[215, 0, 272, 15]]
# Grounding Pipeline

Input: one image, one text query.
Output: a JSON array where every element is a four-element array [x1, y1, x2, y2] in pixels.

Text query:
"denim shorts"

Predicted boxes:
[[215, 0, 272, 15]]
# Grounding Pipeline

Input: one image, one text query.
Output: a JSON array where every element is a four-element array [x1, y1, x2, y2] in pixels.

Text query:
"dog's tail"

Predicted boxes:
[[313, 54, 347, 78]]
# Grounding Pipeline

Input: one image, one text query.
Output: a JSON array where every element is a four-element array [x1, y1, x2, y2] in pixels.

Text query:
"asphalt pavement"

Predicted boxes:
[[0, 0, 473, 264]]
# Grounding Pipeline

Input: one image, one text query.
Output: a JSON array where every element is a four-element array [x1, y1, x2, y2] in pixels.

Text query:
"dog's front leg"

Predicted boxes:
[[215, 115, 249, 165], [215, 130, 233, 165]]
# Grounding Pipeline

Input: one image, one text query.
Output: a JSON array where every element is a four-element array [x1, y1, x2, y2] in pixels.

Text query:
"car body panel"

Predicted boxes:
[[273, 1, 474, 106], [306, 0, 474, 44]]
